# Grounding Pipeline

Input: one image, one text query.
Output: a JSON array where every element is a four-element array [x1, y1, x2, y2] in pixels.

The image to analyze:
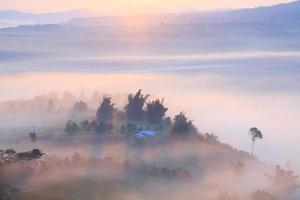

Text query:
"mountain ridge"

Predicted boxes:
[[66, 0, 300, 26], [0, 9, 94, 28], [1, 1, 300, 31]]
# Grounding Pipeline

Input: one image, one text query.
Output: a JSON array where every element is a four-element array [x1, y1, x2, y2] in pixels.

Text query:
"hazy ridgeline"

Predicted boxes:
[[1, 90, 299, 200]]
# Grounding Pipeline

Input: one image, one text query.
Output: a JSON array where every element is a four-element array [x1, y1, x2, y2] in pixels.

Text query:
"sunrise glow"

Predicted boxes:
[[1, 0, 294, 13]]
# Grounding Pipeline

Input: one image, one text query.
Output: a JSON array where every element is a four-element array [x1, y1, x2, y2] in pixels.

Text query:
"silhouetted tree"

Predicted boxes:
[[0, 149, 16, 164], [125, 89, 149, 121], [0, 149, 43, 200], [173, 112, 189, 133], [16, 149, 44, 161], [96, 96, 115, 123], [80, 120, 90, 132], [29, 131, 37, 142], [249, 127, 263, 155], [204, 133, 219, 144], [0, 148, 44, 164], [171, 112, 196, 137], [146, 99, 168, 125], [95, 122, 113, 133], [65, 120, 79, 134]]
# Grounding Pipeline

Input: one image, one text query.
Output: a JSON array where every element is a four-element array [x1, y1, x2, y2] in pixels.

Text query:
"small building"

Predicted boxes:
[[135, 130, 156, 139]]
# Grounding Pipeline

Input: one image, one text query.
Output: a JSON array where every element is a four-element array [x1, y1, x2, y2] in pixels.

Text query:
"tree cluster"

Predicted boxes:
[[0, 149, 44, 164], [146, 99, 168, 124], [125, 89, 149, 122], [65, 120, 80, 134], [65, 90, 200, 139], [125, 160, 192, 180], [0, 149, 44, 200], [170, 112, 197, 138]]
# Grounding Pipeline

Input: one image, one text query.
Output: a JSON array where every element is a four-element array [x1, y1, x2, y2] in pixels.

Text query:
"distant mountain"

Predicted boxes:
[[0, 9, 94, 28], [68, 0, 300, 26], [2, 1, 300, 29], [190, 0, 300, 24], [2, 1, 300, 37]]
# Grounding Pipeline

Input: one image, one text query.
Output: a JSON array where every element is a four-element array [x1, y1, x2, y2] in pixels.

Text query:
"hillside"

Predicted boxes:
[[1, 90, 299, 200]]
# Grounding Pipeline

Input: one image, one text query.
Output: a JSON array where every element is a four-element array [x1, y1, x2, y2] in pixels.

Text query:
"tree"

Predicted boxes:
[[125, 89, 149, 121], [29, 131, 37, 142], [204, 133, 219, 144], [0, 149, 44, 200], [171, 112, 196, 137], [80, 120, 90, 132], [65, 120, 79, 134], [249, 127, 263, 155], [16, 149, 44, 161], [146, 99, 168, 125], [0, 148, 44, 164], [95, 122, 113, 133], [96, 96, 115, 123]]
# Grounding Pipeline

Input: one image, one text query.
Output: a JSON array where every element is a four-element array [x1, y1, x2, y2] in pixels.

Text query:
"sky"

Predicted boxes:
[[0, 0, 294, 14]]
